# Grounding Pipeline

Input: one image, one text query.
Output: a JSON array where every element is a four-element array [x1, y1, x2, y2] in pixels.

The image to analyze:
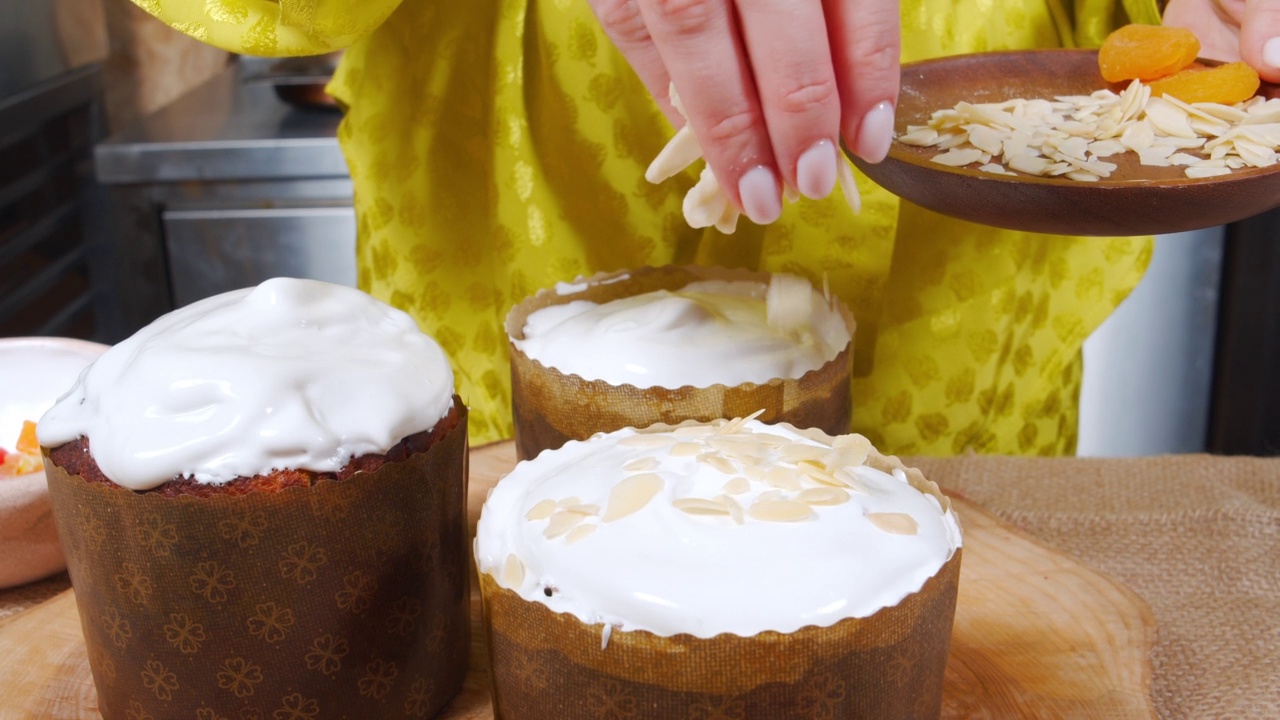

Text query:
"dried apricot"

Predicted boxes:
[[1148, 61, 1261, 104], [1098, 24, 1200, 82]]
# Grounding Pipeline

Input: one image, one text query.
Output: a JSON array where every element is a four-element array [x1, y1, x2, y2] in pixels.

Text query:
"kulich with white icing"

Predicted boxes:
[[38, 278, 455, 491], [512, 277, 850, 388], [475, 418, 962, 638]]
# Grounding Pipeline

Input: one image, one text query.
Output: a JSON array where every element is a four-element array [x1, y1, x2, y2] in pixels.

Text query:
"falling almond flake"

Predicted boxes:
[[749, 499, 815, 523], [501, 554, 525, 588], [867, 512, 919, 536], [565, 524, 598, 544], [602, 473, 664, 522], [766, 272, 813, 333], [525, 499, 558, 521]]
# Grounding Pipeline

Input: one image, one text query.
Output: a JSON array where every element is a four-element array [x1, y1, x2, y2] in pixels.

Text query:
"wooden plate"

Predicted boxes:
[[849, 49, 1280, 236], [0, 442, 1157, 719]]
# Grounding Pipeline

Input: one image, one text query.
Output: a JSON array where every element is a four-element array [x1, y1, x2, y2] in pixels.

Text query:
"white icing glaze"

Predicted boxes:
[[513, 279, 849, 388], [38, 278, 455, 490], [475, 420, 962, 638]]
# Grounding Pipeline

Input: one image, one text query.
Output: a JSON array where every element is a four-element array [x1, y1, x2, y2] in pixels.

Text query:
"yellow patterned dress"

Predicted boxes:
[[133, 0, 1159, 454]]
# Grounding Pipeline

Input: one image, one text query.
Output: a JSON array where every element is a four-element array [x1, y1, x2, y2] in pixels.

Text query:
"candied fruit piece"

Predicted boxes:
[[1148, 61, 1261, 104], [15, 420, 38, 454], [1099, 24, 1200, 82]]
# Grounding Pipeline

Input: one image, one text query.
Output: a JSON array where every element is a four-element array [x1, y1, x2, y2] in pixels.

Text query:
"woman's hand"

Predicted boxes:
[[1164, 0, 1280, 83], [586, 0, 900, 224]]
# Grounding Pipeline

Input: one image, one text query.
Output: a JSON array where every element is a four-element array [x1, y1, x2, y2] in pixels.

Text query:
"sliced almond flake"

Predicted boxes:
[[1007, 153, 1053, 175], [669, 441, 703, 457], [702, 453, 739, 476], [1144, 98, 1197, 139], [930, 147, 986, 167], [1226, 156, 1248, 168], [673, 497, 731, 516], [645, 124, 701, 183], [1238, 124, 1280, 146], [1186, 166, 1233, 178], [779, 443, 829, 463], [1120, 121, 1156, 152], [1234, 138, 1278, 167], [717, 408, 767, 436], [836, 156, 862, 214], [965, 124, 1006, 155], [755, 489, 783, 504], [718, 494, 745, 525], [1167, 152, 1204, 166], [1043, 162, 1074, 176], [1137, 147, 1175, 166], [764, 466, 802, 491], [1086, 139, 1126, 157], [722, 476, 751, 495], [1065, 170, 1101, 182], [897, 126, 940, 146], [978, 163, 1014, 175], [565, 503, 601, 516], [525, 499, 559, 521], [749, 499, 815, 523], [1191, 157, 1227, 168], [834, 468, 872, 494], [501, 554, 525, 588], [544, 510, 586, 539], [706, 436, 767, 458], [796, 487, 852, 506], [867, 512, 919, 535], [1194, 101, 1248, 123], [556, 496, 582, 508], [767, 272, 813, 333], [566, 524, 598, 544], [618, 434, 676, 448], [602, 473, 664, 522], [623, 457, 661, 472], [797, 462, 846, 488], [683, 166, 728, 229]]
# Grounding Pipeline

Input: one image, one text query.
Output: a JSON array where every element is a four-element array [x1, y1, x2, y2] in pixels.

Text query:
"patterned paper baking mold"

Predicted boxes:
[[479, 426, 961, 719], [506, 265, 856, 461], [44, 402, 471, 720]]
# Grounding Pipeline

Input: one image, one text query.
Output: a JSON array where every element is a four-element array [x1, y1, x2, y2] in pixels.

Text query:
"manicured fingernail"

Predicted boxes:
[[738, 166, 782, 224], [1265, 37, 1280, 69], [796, 140, 837, 200], [855, 100, 896, 163]]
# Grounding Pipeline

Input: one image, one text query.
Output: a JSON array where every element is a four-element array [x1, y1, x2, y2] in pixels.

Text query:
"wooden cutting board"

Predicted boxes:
[[0, 442, 1157, 719]]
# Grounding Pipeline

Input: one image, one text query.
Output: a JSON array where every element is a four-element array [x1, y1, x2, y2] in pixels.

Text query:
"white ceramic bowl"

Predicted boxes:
[[0, 337, 109, 588]]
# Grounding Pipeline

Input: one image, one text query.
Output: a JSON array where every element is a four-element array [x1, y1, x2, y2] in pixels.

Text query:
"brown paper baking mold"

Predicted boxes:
[[506, 265, 856, 461], [478, 428, 962, 719], [43, 402, 471, 720]]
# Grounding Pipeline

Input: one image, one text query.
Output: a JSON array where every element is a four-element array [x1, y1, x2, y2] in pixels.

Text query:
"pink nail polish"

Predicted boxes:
[[796, 140, 837, 200], [855, 101, 895, 163], [738, 167, 782, 225]]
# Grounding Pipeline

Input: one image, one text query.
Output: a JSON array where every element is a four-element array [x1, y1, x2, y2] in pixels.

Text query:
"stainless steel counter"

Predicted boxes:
[[95, 62, 347, 184], [94, 61, 356, 340]]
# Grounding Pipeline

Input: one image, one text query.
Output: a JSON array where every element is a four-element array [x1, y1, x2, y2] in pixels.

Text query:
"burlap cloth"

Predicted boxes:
[[3, 453, 1277, 718]]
